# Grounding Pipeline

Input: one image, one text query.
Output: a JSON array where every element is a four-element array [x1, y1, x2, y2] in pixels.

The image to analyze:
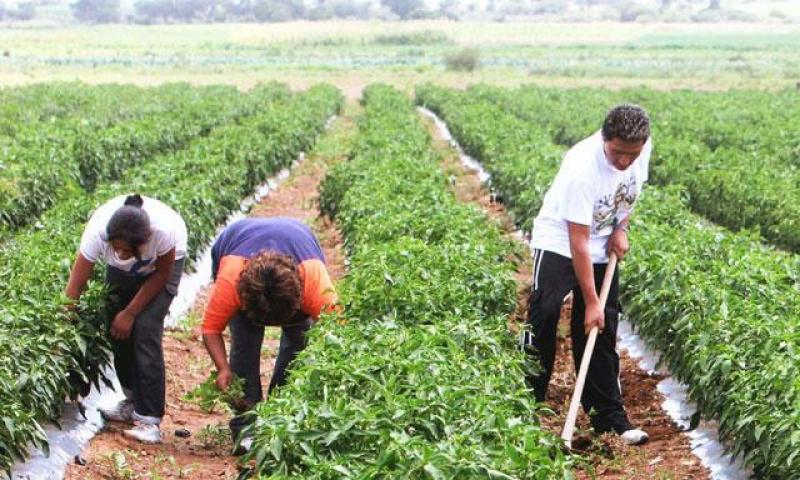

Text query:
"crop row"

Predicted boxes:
[[0, 83, 282, 236], [0, 82, 153, 140], [416, 84, 800, 478], [461, 85, 800, 166], [0, 84, 343, 472], [417, 86, 562, 233], [465, 84, 800, 252], [241, 84, 573, 479]]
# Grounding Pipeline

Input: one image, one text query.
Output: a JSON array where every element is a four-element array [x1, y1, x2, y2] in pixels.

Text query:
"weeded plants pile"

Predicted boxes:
[[185, 372, 247, 413]]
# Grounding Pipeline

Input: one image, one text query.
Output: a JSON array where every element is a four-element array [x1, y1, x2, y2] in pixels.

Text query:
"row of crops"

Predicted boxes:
[[241, 84, 574, 478], [0, 82, 343, 472], [0, 82, 154, 140], [416, 84, 800, 478], [0, 82, 268, 237], [464, 84, 800, 253]]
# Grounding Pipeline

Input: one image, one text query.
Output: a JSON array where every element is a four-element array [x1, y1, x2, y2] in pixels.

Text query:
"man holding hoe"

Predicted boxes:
[[523, 104, 652, 446]]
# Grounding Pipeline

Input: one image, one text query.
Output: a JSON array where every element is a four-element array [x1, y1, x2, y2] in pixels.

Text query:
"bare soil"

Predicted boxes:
[[65, 113, 353, 480], [422, 111, 709, 480]]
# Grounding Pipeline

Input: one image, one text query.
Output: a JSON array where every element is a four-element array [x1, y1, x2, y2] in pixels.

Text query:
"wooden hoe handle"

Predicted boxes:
[[560, 253, 618, 449]]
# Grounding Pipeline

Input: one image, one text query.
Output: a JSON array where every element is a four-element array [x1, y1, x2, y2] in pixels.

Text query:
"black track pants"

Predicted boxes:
[[523, 249, 631, 434]]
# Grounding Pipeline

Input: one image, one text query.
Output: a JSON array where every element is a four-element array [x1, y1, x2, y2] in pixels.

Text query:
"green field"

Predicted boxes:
[[1, 21, 800, 93], [3, 17, 800, 479]]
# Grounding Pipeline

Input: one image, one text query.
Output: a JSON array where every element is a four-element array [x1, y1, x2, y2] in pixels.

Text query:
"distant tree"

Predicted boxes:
[[534, 0, 569, 15], [437, 0, 459, 19], [13, 1, 35, 19], [380, 0, 422, 19], [203, 0, 222, 20], [252, 0, 304, 21], [173, 0, 221, 21], [133, 0, 172, 23], [334, 0, 371, 18], [312, 0, 371, 19], [72, 0, 121, 22], [225, 0, 254, 17], [708, 0, 719, 8], [252, 0, 287, 20], [133, 0, 217, 22]]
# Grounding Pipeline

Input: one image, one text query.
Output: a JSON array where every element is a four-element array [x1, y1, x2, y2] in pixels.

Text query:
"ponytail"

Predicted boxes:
[[107, 194, 151, 255], [124, 194, 144, 208]]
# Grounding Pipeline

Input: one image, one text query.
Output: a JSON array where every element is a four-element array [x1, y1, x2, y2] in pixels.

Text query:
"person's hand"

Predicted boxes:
[[110, 310, 136, 340], [216, 368, 233, 391], [584, 301, 605, 336], [62, 301, 79, 322], [608, 228, 629, 262]]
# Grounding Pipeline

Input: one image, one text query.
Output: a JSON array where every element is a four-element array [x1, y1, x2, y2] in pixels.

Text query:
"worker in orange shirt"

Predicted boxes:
[[201, 217, 337, 452]]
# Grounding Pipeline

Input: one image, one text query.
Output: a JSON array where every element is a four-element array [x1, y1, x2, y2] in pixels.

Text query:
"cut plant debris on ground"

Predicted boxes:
[[10, 83, 782, 479], [63, 106, 356, 480]]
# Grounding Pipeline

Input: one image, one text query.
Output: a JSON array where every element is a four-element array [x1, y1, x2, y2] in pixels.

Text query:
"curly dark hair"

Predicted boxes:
[[238, 251, 302, 326], [601, 104, 650, 143]]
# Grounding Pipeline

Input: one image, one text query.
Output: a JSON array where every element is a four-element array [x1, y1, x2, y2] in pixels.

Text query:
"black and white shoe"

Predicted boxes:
[[123, 423, 162, 444], [620, 428, 649, 446], [232, 436, 254, 456], [99, 399, 134, 423]]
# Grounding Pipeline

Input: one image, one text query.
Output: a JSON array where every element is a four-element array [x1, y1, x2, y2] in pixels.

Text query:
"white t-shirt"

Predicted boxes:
[[531, 130, 651, 264], [80, 195, 188, 276]]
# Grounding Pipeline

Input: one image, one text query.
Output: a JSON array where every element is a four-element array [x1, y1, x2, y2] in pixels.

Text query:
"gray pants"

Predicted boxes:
[[105, 259, 183, 423], [228, 313, 312, 439]]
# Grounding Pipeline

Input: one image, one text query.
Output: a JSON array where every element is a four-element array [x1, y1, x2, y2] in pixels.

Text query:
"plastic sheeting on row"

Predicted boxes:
[[418, 106, 751, 480], [616, 321, 752, 479], [10, 370, 125, 480]]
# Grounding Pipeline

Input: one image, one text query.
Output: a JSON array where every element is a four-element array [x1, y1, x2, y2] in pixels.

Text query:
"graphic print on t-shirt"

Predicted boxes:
[[130, 257, 154, 276], [592, 175, 638, 234], [530, 130, 651, 263]]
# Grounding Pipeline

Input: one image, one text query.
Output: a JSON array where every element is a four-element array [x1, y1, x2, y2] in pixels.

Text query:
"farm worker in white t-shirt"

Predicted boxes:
[[523, 105, 652, 446], [65, 194, 188, 444]]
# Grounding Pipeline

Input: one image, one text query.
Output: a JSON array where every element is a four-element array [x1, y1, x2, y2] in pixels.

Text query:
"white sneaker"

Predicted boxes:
[[123, 423, 162, 444], [621, 428, 649, 446], [233, 436, 254, 456], [99, 399, 134, 423]]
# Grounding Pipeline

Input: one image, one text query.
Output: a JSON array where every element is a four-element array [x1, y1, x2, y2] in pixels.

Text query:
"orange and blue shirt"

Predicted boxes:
[[202, 218, 337, 335]]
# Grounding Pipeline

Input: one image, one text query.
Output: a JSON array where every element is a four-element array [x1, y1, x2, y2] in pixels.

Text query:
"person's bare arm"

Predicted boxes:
[[65, 253, 95, 303], [568, 222, 604, 335], [203, 333, 233, 391], [126, 248, 175, 316], [608, 216, 630, 261]]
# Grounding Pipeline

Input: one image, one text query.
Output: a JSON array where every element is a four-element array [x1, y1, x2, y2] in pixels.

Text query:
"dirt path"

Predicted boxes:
[[421, 112, 709, 480], [64, 107, 356, 480]]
